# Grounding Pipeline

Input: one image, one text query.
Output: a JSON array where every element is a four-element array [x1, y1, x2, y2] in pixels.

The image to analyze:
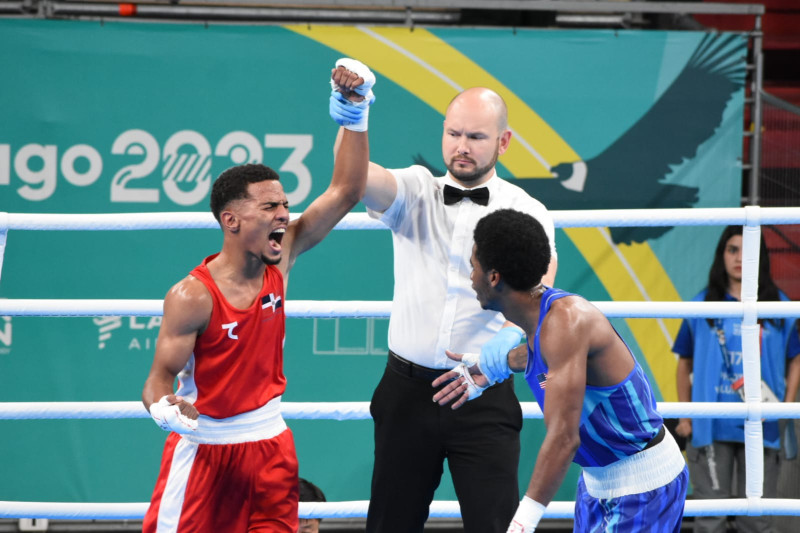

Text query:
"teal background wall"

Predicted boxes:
[[0, 20, 744, 504]]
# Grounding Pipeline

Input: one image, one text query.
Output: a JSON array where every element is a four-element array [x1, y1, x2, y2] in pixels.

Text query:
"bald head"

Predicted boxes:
[[441, 87, 512, 185], [446, 88, 508, 133]]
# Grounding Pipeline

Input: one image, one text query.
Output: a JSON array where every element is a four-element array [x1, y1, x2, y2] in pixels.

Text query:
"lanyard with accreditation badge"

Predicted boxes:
[[713, 318, 798, 459], [713, 319, 777, 403]]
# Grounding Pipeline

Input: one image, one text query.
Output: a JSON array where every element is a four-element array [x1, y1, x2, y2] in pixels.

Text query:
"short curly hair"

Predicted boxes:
[[473, 208, 550, 291], [298, 478, 326, 503], [210, 164, 280, 222]]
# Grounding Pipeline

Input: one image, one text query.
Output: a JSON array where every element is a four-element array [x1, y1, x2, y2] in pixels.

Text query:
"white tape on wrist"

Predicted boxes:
[[329, 57, 376, 132], [339, 98, 371, 132], [453, 362, 486, 401], [506, 496, 546, 533], [149, 395, 198, 434]]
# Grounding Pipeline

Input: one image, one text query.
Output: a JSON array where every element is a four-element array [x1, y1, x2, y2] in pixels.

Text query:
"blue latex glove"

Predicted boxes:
[[329, 90, 375, 132], [329, 58, 376, 132], [479, 326, 525, 385]]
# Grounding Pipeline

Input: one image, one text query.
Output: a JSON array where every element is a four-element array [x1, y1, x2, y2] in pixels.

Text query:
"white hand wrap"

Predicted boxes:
[[506, 497, 546, 533], [331, 58, 376, 98], [149, 395, 198, 434], [461, 352, 481, 368], [329, 58, 376, 132], [453, 360, 487, 401]]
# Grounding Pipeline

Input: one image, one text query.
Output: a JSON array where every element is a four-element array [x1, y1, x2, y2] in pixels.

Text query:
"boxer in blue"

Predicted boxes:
[[433, 208, 688, 532]]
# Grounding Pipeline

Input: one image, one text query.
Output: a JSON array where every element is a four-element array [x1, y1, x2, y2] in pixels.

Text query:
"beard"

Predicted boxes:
[[445, 147, 500, 184], [261, 253, 281, 266], [478, 296, 499, 312]]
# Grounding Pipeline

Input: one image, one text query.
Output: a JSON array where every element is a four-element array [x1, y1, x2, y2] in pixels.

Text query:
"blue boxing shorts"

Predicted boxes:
[[573, 429, 689, 532]]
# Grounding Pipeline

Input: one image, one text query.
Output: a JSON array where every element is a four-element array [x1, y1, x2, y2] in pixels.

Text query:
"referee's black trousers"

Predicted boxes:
[[366, 355, 522, 533]]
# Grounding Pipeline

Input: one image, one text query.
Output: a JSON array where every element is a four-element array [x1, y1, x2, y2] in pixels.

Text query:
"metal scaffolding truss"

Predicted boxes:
[[0, 1, 766, 21]]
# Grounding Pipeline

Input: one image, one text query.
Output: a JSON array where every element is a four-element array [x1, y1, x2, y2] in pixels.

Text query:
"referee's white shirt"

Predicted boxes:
[[367, 165, 557, 369]]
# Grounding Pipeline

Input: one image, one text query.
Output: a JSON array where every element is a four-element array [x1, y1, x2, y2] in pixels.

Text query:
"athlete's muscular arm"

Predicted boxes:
[[142, 276, 211, 419], [333, 128, 398, 214], [520, 299, 592, 507], [279, 67, 371, 276], [508, 344, 529, 372]]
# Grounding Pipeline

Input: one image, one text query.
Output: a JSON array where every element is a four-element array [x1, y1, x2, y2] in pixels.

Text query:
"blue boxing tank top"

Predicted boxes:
[[524, 287, 663, 467]]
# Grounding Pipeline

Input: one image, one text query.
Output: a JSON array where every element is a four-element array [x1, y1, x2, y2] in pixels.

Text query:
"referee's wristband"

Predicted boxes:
[[508, 496, 546, 533]]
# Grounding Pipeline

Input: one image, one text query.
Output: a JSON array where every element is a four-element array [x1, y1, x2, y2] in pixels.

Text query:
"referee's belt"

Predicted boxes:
[[388, 350, 454, 381]]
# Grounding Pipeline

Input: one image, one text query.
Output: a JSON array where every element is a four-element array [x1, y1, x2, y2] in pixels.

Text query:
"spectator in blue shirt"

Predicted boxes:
[[673, 225, 800, 533]]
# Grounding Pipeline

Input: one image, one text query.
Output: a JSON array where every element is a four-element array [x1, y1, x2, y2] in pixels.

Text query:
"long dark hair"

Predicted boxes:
[[705, 225, 782, 327]]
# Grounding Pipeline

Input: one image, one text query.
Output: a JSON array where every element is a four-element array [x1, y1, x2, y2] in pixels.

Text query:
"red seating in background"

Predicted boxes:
[[765, 225, 800, 300], [693, 0, 800, 50], [695, 1, 800, 300]]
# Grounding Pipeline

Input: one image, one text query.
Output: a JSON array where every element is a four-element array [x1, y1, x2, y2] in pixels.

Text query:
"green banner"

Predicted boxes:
[[0, 20, 744, 504]]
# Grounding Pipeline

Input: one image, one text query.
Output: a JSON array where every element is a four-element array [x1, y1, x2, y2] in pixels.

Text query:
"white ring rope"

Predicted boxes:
[[3, 206, 800, 521], [4, 401, 800, 421], [3, 499, 800, 520], [3, 206, 800, 231], [0, 299, 392, 317], [2, 299, 800, 318], [1, 212, 379, 231]]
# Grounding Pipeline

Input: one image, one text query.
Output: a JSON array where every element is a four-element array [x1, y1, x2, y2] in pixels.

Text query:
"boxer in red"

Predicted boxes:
[[141, 58, 376, 533]]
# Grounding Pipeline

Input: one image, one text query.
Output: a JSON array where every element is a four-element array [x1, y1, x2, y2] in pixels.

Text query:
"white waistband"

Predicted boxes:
[[182, 396, 287, 445], [581, 429, 686, 499]]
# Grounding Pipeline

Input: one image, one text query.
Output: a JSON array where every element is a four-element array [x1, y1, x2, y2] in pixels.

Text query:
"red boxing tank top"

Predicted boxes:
[[182, 254, 287, 419]]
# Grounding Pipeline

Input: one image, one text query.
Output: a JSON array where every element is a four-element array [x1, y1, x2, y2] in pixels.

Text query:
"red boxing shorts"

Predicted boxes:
[[143, 427, 299, 532]]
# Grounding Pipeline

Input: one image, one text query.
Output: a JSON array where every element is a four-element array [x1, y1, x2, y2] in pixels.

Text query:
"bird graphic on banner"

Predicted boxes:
[[414, 34, 746, 245]]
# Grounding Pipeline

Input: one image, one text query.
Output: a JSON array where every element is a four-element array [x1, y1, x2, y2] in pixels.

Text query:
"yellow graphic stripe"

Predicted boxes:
[[612, 236, 682, 401], [565, 228, 681, 400], [365, 27, 578, 177], [287, 25, 456, 117], [291, 24, 680, 399], [286, 25, 576, 177]]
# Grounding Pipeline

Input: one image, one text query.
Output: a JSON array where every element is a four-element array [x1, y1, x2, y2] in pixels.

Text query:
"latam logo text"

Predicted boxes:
[[93, 316, 162, 351]]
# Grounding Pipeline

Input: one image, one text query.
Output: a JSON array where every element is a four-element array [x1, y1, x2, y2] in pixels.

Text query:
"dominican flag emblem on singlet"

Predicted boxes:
[[261, 293, 282, 313], [537, 372, 548, 389]]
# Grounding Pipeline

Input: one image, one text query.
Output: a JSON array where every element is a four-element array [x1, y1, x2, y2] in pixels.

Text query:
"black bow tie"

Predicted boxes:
[[443, 184, 490, 206]]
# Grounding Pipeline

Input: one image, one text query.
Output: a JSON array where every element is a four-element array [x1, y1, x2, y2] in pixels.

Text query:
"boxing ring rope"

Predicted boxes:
[[4, 399, 800, 421], [4, 299, 800, 318], [2, 206, 800, 520], [3, 499, 800, 521], [2, 206, 800, 231]]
